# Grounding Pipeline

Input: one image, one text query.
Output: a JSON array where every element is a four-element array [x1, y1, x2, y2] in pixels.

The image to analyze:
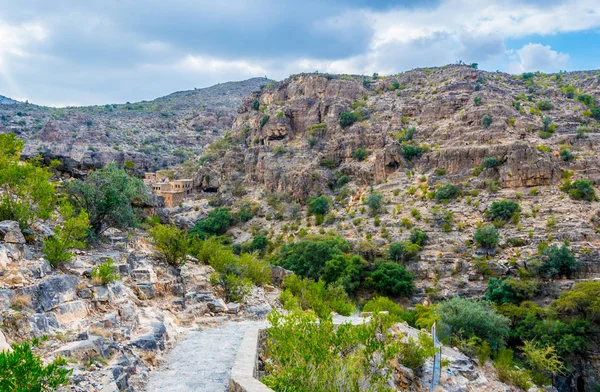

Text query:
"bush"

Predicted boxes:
[[43, 202, 90, 267], [369, 262, 414, 297], [67, 162, 151, 236], [362, 296, 414, 324], [149, 224, 190, 267], [559, 148, 574, 162], [488, 199, 520, 221], [409, 227, 428, 246], [554, 280, 600, 321], [189, 207, 232, 238], [536, 244, 579, 279], [365, 192, 383, 214], [537, 99, 553, 111], [521, 341, 563, 386], [339, 111, 357, 127], [252, 99, 260, 110], [263, 309, 401, 391], [277, 235, 350, 280], [352, 147, 368, 161], [436, 297, 510, 349], [280, 276, 355, 317], [0, 341, 72, 391], [435, 183, 459, 201], [249, 234, 268, 252], [486, 278, 537, 304], [260, 115, 270, 128], [307, 196, 329, 216], [473, 96, 482, 106], [560, 179, 596, 201], [473, 225, 499, 249], [396, 127, 415, 142], [0, 133, 56, 229], [398, 333, 437, 371], [401, 145, 423, 160], [388, 241, 421, 263], [322, 254, 365, 294], [483, 157, 499, 168], [577, 94, 595, 106], [514, 314, 592, 358], [91, 258, 120, 285], [481, 114, 493, 128]]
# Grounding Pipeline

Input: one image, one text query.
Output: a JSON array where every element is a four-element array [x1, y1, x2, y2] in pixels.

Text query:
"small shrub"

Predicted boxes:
[[481, 114, 493, 128], [0, 341, 72, 391], [43, 203, 90, 267], [91, 258, 120, 285], [365, 192, 383, 215], [388, 241, 421, 263], [483, 157, 499, 168], [473, 96, 482, 106], [260, 115, 270, 128], [560, 179, 596, 201], [537, 99, 553, 111], [435, 183, 459, 201], [559, 148, 574, 162], [352, 148, 368, 161], [339, 111, 357, 128], [150, 224, 190, 267], [401, 145, 423, 160], [473, 225, 499, 249], [363, 296, 414, 324], [409, 227, 428, 246], [488, 199, 521, 222], [252, 99, 260, 110], [189, 207, 233, 238]]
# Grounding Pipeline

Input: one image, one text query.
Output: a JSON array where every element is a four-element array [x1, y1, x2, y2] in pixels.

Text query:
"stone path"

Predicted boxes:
[[145, 320, 265, 392]]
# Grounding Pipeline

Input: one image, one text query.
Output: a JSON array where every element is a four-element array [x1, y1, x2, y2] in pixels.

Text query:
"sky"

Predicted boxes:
[[0, 0, 599, 107]]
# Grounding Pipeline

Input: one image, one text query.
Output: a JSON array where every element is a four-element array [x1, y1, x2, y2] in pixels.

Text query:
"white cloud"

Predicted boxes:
[[508, 43, 570, 73], [174, 55, 269, 76]]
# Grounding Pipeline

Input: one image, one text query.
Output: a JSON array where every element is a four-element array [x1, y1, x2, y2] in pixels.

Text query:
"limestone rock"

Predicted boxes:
[[0, 221, 25, 244]]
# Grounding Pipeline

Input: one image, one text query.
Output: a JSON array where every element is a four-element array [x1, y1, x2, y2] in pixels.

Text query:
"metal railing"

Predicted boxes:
[[430, 322, 442, 392]]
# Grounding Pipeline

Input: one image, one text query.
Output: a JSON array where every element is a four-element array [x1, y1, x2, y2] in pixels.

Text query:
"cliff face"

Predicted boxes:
[[186, 65, 600, 391], [0, 78, 270, 172]]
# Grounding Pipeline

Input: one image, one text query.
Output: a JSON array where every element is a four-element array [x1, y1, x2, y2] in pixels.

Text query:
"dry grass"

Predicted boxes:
[[89, 326, 112, 338], [10, 294, 31, 310], [141, 351, 158, 367]]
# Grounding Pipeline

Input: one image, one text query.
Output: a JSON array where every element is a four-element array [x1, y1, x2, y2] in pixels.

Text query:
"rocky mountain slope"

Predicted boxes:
[[0, 77, 269, 172], [178, 64, 600, 389], [0, 95, 18, 105]]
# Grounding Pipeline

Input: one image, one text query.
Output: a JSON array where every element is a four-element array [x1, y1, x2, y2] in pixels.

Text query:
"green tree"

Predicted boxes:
[[560, 179, 596, 201], [488, 199, 520, 221], [0, 133, 56, 229], [322, 254, 365, 294], [401, 145, 423, 160], [189, 207, 232, 238], [369, 262, 414, 297], [252, 99, 260, 110], [435, 183, 459, 201], [249, 234, 268, 252], [0, 341, 72, 391], [388, 241, 421, 263], [149, 223, 190, 267], [307, 196, 329, 216], [43, 202, 90, 267], [409, 227, 428, 246], [339, 111, 357, 127], [436, 297, 510, 349], [277, 235, 350, 280], [536, 244, 579, 279], [473, 225, 499, 248], [365, 192, 383, 215], [66, 162, 151, 236], [521, 341, 563, 386], [486, 278, 537, 304], [554, 280, 600, 321], [537, 99, 553, 111]]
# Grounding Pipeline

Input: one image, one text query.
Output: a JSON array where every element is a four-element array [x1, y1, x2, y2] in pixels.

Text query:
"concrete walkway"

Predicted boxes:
[[145, 320, 265, 392]]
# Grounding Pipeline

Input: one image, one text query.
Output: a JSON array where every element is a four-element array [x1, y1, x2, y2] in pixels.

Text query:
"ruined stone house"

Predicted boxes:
[[144, 172, 196, 208]]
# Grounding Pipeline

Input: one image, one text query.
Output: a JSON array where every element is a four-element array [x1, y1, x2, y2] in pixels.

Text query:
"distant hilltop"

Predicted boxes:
[[0, 95, 18, 105]]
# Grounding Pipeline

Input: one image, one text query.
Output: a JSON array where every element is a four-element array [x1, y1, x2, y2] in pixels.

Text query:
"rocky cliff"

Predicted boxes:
[[184, 65, 600, 391], [0, 78, 269, 172]]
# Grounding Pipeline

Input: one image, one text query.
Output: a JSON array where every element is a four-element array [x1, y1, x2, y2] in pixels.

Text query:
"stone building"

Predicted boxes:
[[144, 172, 196, 208]]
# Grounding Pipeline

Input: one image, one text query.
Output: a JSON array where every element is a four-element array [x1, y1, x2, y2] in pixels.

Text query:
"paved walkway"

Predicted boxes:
[[145, 320, 265, 392]]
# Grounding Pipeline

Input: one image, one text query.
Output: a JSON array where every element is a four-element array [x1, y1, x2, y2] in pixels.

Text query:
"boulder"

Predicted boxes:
[[53, 300, 89, 324], [0, 221, 25, 244], [38, 275, 79, 311], [131, 322, 168, 351], [207, 298, 228, 313]]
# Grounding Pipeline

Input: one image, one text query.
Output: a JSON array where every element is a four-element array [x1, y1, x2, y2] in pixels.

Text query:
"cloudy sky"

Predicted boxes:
[[1, 0, 599, 106]]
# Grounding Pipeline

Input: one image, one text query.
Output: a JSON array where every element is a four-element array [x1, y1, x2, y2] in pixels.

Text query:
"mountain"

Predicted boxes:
[[0, 77, 271, 171], [0, 95, 18, 104], [181, 64, 600, 388]]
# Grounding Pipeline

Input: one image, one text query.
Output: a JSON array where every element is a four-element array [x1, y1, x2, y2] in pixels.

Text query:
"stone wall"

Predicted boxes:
[[228, 327, 274, 392]]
